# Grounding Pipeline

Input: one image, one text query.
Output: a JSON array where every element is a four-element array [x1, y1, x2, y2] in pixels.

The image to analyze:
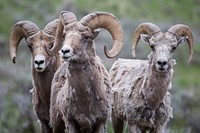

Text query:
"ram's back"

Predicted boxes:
[[109, 59, 148, 119], [110, 58, 148, 91]]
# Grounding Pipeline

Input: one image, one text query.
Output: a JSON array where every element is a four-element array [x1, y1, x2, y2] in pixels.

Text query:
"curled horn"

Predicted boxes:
[[43, 19, 59, 36], [9, 21, 40, 63], [49, 11, 77, 56], [132, 22, 161, 57], [167, 24, 194, 63], [80, 12, 124, 58]]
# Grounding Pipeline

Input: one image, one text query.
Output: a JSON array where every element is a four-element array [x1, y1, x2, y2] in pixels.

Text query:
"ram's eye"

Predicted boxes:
[[171, 46, 176, 52], [150, 45, 155, 51], [49, 43, 54, 49], [27, 45, 33, 52], [62, 32, 66, 38], [83, 34, 90, 40]]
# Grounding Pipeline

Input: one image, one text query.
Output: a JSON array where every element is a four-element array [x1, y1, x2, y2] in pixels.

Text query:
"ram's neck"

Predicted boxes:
[[32, 55, 60, 105], [142, 64, 172, 110], [68, 59, 106, 113]]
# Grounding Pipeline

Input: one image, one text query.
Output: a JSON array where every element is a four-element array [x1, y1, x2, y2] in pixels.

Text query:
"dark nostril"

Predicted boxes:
[[34, 60, 44, 65], [162, 61, 167, 65], [62, 49, 70, 54], [157, 61, 167, 66], [39, 60, 44, 64], [157, 61, 162, 65], [34, 60, 39, 65]]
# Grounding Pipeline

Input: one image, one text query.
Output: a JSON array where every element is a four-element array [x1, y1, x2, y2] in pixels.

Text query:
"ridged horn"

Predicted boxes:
[[9, 21, 40, 63], [132, 22, 161, 57], [43, 19, 59, 36], [49, 11, 77, 56], [167, 24, 194, 63], [80, 12, 124, 58]]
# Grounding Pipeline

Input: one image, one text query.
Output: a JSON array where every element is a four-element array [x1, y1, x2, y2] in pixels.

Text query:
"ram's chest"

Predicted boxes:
[[68, 83, 108, 115], [66, 81, 108, 127], [66, 88, 108, 132], [59, 63, 109, 128], [114, 88, 170, 128], [124, 102, 169, 128]]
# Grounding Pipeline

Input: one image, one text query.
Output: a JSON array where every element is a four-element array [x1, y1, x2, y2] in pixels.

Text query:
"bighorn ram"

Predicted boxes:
[[9, 20, 61, 133], [49, 11, 123, 133], [110, 23, 194, 133]]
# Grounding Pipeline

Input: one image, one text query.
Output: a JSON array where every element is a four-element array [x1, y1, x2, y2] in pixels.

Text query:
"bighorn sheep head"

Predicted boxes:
[[9, 19, 58, 72], [48, 11, 124, 62], [132, 22, 194, 72]]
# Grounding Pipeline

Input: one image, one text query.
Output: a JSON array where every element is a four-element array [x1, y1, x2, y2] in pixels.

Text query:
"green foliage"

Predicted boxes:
[[174, 64, 200, 88], [0, 0, 62, 37], [0, 0, 200, 133], [107, 122, 114, 133], [75, 0, 200, 27]]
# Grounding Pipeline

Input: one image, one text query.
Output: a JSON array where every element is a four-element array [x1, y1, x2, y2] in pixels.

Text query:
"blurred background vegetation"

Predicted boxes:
[[0, 0, 200, 133]]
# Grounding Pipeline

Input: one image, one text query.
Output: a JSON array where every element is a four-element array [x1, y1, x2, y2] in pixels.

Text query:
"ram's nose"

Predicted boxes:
[[156, 57, 168, 72], [62, 49, 71, 55], [61, 45, 73, 58], [34, 55, 45, 72], [157, 60, 167, 66]]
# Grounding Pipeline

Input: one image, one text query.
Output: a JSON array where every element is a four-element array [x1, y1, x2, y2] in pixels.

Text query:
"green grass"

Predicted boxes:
[[1, 0, 200, 132], [174, 64, 200, 89], [75, 0, 200, 27]]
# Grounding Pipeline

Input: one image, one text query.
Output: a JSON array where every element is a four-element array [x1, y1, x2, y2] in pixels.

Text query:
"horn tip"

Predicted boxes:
[[12, 57, 16, 64], [104, 45, 113, 58], [132, 50, 136, 58], [132, 47, 136, 57], [188, 55, 193, 64]]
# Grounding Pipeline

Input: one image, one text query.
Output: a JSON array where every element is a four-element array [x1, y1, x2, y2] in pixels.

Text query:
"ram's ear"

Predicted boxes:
[[93, 29, 101, 39], [140, 34, 150, 44], [177, 36, 187, 45]]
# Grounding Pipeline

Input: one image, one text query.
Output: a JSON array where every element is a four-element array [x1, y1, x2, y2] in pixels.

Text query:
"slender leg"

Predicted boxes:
[[52, 115, 65, 133], [33, 91, 52, 133], [53, 124, 65, 133], [141, 128, 147, 133], [150, 128, 155, 133], [112, 110, 124, 133], [129, 124, 140, 133], [67, 122, 80, 133], [40, 120, 52, 133], [150, 127, 164, 133], [94, 122, 106, 133]]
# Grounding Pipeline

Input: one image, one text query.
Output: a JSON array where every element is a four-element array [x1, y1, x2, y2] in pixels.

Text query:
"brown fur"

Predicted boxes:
[[50, 57, 111, 133], [32, 53, 60, 133], [9, 19, 61, 133], [50, 22, 112, 133], [26, 27, 61, 133], [49, 11, 124, 133]]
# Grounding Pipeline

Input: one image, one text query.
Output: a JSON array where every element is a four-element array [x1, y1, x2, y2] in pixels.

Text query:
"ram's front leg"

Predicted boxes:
[[51, 115, 65, 133], [112, 108, 124, 133], [94, 122, 106, 133], [150, 126, 165, 133], [128, 123, 141, 133], [40, 121, 52, 133], [67, 122, 80, 133]]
